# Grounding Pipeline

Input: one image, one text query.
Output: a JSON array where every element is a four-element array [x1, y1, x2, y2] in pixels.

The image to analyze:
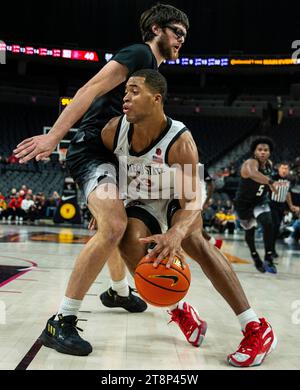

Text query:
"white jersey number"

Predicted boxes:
[[256, 185, 265, 197]]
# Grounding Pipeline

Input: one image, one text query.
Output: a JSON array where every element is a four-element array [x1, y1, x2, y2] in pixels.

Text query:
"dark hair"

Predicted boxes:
[[140, 3, 189, 42], [131, 69, 167, 103], [250, 137, 274, 154], [278, 161, 290, 167]]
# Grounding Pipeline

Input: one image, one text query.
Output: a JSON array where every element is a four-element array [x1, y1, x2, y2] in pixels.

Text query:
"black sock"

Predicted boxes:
[[257, 212, 273, 257], [245, 227, 257, 254]]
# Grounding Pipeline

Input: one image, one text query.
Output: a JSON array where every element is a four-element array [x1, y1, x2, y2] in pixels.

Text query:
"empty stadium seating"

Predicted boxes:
[[174, 115, 261, 165], [0, 164, 65, 197]]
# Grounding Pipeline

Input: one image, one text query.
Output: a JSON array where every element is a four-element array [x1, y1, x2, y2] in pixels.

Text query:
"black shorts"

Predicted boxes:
[[66, 127, 118, 202], [125, 199, 181, 235], [235, 199, 271, 230], [234, 200, 256, 221]]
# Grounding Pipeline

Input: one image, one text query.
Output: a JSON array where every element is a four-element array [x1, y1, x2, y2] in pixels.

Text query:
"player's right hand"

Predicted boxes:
[[269, 182, 279, 195], [139, 232, 186, 269], [13, 133, 59, 163]]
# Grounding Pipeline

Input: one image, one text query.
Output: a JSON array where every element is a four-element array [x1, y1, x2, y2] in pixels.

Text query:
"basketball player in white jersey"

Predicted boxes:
[[39, 69, 276, 367], [98, 70, 276, 367]]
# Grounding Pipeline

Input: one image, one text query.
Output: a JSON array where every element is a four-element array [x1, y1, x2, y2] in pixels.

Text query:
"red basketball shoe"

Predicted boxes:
[[228, 318, 277, 367], [215, 239, 223, 249], [168, 302, 207, 347]]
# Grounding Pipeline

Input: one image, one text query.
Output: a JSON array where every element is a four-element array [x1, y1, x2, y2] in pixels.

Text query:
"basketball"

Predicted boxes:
[[134, 256, 191, 307]]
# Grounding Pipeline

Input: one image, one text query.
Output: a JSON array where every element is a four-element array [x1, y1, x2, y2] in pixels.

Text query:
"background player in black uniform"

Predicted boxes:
[[13, 4, 189, 354], [270, 162, 300, 257], [235, 137, 279, 274]]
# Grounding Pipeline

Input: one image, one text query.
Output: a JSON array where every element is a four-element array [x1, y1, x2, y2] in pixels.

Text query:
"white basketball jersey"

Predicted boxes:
[[114, 115, 188, 200], [113, 115, 188, 231]]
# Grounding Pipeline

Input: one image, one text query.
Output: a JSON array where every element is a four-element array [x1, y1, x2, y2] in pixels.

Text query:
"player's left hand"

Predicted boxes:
[[13, 133, 59, 163], [139, 232, 185, 268]]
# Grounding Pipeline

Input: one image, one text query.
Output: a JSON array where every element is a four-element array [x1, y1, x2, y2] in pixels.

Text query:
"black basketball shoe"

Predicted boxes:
[[251, 252, 266, 273], [39, 314, 92, 356], [264, 254, 277, 274], [100, 286, 147, 313]]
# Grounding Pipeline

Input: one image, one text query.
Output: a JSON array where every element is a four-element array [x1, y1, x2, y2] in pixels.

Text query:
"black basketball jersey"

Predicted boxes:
[[79, 44, 158, 131], [235, 160, 273, 204]]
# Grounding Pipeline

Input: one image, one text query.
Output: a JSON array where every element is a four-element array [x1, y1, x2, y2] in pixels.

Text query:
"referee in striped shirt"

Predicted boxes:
[[270, 162, 299, 257]]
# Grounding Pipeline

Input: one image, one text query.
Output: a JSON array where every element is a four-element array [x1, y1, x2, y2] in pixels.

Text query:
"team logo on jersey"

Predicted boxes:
[[152, 148, 163, 163]]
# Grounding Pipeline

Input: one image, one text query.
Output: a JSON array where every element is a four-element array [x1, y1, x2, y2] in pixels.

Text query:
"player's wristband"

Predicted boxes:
[[268, 179, 274, 185]]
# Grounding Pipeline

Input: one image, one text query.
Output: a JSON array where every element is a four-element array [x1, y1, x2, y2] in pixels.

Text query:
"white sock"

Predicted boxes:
[[237, 308, 260, 331], [111, 276, 129, 297], [208, 236, 216, 245], [56, 296, 82, 319], [168, 301, 183, 311]]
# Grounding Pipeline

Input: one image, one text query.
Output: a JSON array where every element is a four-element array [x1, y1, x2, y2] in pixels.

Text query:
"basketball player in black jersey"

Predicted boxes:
[[235, 137, 279, 273], [13, 4, 189, 317]]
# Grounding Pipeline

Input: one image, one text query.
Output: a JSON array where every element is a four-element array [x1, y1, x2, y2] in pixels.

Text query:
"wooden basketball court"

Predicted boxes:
[[0, 224, 299, 370]]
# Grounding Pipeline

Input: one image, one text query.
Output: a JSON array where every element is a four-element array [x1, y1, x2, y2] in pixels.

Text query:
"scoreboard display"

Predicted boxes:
[[2, 42, 99, 62], [2, 39, 300, 68]]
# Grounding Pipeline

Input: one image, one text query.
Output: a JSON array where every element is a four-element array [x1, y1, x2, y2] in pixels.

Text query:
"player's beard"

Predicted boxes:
[[157, 33, 178, 60]]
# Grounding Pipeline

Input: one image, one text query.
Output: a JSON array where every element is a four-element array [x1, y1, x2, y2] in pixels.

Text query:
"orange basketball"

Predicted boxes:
[[134, 256, 191, 307]]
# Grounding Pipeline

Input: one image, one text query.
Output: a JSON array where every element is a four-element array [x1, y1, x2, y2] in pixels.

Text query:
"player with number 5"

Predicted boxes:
[[234, 137, 279, 273]]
